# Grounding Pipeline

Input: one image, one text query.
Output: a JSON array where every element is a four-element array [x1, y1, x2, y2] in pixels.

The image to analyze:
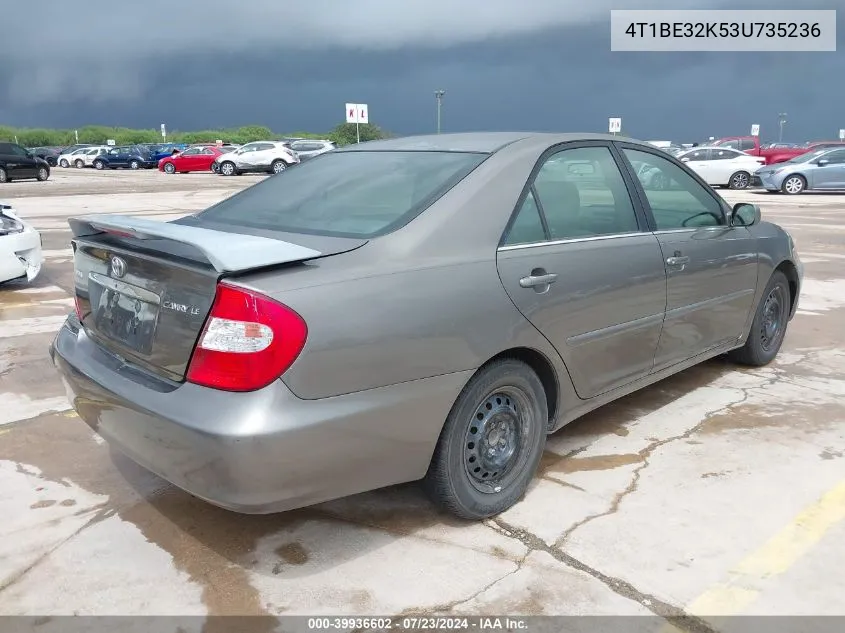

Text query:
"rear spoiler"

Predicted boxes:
[[68, 214, 322, 273]]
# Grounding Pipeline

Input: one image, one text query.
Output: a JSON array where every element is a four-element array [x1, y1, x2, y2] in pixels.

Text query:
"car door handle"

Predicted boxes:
[[519, 273, 558, 288], [666, 256, 690, 266]]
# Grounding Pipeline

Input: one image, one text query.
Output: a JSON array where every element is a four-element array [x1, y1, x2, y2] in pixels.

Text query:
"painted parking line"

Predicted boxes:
[[683, 480, 845, 617], [1, 285, 67, 296], [0, 393, 72, 427], [0, 315, 70, 338]]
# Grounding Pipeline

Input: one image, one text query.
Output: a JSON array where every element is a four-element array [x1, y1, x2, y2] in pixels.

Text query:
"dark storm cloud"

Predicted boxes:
[[1, 0, 842, 141]]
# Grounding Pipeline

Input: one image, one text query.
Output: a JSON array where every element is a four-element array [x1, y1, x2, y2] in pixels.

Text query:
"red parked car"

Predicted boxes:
[[158, 146, 226, 174]]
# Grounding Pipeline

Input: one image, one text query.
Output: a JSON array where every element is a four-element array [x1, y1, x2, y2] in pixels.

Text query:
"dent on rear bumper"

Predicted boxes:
[[50, 322, 471, 513]]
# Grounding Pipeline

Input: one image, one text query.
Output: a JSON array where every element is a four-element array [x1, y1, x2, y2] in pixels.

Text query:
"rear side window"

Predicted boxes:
[[197, 150, 487, 238]]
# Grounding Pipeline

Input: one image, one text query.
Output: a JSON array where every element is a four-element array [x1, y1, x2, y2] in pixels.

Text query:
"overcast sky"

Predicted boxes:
[[1, 0, 842, 142]]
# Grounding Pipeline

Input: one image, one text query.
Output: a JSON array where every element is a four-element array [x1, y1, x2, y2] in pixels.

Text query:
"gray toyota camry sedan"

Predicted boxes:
[[51, 132, 803, 520]]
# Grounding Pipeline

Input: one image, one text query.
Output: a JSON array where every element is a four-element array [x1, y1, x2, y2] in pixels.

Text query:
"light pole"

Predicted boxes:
[[778, 112, 788, 143], [434, 90, 445, 134]]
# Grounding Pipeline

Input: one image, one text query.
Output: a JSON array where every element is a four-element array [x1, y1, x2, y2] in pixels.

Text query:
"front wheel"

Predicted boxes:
[[59, 159, 69, 168], [424, 359, 547, 520], [781, 174, 806, 195], [36, 167, 50, 181], [729, 171, 751, 190], [163, 162, 176, 174], [729, 271, 791, 367], [219, 161, 237, 176], [74, 159, 85, 169], [0, 167, 7, 183], [129, 160, 140, 170]]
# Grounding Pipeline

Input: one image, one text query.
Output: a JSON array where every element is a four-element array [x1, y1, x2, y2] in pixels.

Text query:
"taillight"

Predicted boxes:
[[185, 283, 307, 392], [73, 296, 83, 321]]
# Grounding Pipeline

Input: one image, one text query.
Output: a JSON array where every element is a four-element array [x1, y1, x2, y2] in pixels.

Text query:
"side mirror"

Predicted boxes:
[[817, 158, 830, 166], [681, 157, 690, 162], [731, 203, 761, 227]]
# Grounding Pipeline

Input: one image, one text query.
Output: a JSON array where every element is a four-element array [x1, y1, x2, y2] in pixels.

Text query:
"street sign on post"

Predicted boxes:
[[345, 103, 370, 143], [160, 123, 167, 143], [609, 118, 622, 134], [751, 124, 760, 136], [840, 129, 845, 140]]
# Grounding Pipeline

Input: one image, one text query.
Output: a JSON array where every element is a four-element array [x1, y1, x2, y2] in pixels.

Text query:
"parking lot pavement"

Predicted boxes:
[[1, 171, 844, 623]]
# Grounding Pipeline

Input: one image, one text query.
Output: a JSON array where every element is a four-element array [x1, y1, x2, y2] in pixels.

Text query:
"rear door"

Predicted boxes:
[[618, 144, 758, 371], [707, 148, 746, 185], [496, 142, 667, 400], [810, 149, 845, 189], [679, 148, 713, 183]]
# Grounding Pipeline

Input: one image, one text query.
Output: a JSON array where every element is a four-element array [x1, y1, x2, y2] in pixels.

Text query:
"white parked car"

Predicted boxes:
[[0, 204, 42, 284], [677, 146, 765, 189], [57, 148, 91, 168], [74, 146, 109, 168], [213, 141, 300, 176]]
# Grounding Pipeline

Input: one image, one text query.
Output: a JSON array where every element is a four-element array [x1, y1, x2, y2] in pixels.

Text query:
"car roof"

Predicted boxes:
[[336, 132, 644, 154]]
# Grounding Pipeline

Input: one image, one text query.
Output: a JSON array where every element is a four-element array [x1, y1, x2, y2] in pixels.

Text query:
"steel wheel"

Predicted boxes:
[[782, 175, 805, 195], [730, 171, 750, 189], [759, 285, 787, 352]]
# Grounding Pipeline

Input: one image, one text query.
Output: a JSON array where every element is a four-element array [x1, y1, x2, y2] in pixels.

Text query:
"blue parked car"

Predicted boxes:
[[91, 146, 157, 170], [145, 143, 188, 162]]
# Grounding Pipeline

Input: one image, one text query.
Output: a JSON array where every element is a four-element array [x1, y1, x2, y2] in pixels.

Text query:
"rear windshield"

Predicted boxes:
[[196, 150, 487, 238]]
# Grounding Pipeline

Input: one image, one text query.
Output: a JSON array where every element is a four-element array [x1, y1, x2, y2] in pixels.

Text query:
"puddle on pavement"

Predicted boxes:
[[697, 402, 842, 436], [540, 451, 643, 476]]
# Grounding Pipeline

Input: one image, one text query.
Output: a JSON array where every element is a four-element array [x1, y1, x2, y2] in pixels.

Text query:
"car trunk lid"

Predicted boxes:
[[69, 214, 364, 382]]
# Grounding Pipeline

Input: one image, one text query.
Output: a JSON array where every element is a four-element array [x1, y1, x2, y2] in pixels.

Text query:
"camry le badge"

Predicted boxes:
[[110, 256, 127, 278]]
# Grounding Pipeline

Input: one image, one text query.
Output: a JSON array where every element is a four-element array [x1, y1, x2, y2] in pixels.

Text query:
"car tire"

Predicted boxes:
[[729, 270, 791, 367], [129, 160, 140, 170], [0, 167, 7, 183], [220, 161, 237, 176], [163, 162, 176, 174], [36, 167, 50, 182], [74, 159, 85, 169], [93, 160, 105, 170], [729, 171, 751, 190], [781, 174, 806, 195], [59, 159, 69, 168], [271, 159, 287, 174], [423, 359, 548, 520]]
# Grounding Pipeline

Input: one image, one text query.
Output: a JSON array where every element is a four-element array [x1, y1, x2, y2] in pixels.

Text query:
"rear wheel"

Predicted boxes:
[[424, 359, 547, 520], [59, 159, 69, 168], [781, 174, 806, 195], [74, 159, 85, 169], [163, 162, 176, 174], [36, 167, 49, 181], [729, 171, 751, 189], [0, 167, 7, 183], [93, 160, 105, 170], [271, 159, 287, 174], [220, 161, 237, 176], [729, 270, 791, 366]]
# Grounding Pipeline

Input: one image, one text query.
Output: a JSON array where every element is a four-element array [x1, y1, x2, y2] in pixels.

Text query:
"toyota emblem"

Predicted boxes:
[[110, 256, 127, 278]]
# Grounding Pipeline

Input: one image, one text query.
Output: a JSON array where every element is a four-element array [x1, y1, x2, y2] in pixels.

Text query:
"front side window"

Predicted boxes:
[[197, 150, 487, 238], [623, 148, 725, 230], [820, 149, 845, 164]]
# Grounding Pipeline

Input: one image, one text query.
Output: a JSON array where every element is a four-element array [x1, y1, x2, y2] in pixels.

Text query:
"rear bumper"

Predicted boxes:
[[0, 227, 42, 284], [50, 319, 469, 513]]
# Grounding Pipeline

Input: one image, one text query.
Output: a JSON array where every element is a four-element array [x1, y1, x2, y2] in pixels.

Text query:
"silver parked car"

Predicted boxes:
[[51, 133, 803, 520], [756, 147, 845, 194], [289, 139, 336, 162]]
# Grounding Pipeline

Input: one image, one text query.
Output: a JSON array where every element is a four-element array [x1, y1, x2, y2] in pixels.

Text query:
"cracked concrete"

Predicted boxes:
[[1, 172, 844, 623]]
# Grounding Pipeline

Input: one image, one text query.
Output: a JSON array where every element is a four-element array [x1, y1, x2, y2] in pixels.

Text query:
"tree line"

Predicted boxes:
[[0, 123, 389, 148]]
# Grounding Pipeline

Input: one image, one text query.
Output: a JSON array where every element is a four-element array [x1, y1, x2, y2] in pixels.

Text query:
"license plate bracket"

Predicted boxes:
[[88, 274, 161, 355]]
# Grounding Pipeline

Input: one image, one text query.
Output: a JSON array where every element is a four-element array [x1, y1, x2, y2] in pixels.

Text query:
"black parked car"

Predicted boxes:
[[0, 142, 51, 183], [91, 145, 157, 170], [28, 146, 61, 166]]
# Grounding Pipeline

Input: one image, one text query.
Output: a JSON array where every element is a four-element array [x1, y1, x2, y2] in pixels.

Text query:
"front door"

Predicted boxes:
[[619, 145, 759, 371], [9, 144, 38, 178], [496, 143, 667, 400], [809, 149, 845, 189]]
